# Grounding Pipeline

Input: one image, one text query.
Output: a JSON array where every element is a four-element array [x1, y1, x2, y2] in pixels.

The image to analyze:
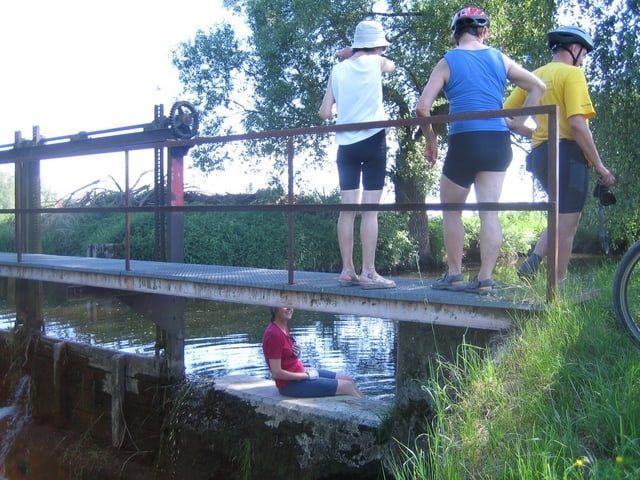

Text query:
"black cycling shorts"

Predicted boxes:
[[336, 129, 387, 191], [443, 130, 512, 188], [527, 140, 589, 214]]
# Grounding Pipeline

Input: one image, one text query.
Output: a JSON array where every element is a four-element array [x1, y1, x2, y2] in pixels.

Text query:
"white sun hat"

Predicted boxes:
[[351, 20, 390, 48]]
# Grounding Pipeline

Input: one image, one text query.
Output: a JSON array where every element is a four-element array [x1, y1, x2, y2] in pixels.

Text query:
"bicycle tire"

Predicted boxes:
[[613, 240, 640, 345]]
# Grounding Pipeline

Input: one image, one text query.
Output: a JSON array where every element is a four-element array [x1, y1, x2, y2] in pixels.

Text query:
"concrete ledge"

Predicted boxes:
[[214, 375, 393, 427], [158, 375, 397, 478]]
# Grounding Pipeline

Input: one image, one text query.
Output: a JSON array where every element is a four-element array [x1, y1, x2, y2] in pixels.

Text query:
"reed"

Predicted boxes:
[[389, 261, 640, 479]]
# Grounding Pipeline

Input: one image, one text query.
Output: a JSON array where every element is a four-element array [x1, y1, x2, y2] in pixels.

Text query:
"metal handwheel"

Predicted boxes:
[[169, 101, 199, 139]]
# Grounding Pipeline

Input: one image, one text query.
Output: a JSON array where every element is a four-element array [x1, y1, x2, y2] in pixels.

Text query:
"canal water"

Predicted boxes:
[[0, 284, 396, 400]]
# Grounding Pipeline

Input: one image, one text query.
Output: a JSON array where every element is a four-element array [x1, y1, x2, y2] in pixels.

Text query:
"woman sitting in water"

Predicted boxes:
[[261, 307, 362, 398]]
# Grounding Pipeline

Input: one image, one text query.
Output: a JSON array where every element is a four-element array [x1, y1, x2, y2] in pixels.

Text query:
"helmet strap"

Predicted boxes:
[[573, 45, 584, 65], [557, 44, 582, 66], [571, 45, 585, 66]]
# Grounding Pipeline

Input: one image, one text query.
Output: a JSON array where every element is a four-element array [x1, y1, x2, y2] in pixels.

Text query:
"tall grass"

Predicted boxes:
[[390, 261, 640, 479]]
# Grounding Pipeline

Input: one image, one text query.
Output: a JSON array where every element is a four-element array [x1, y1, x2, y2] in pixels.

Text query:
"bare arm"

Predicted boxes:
[[503, 55, 546, 131], [416, 59, 448, 119], [380, 55, 395, 73], [568, 114, 615, 186], [504, 86, 535, 137], [268, 358, 309, 381], [318, 73, 336, 120], [416, 58, 448, 165]]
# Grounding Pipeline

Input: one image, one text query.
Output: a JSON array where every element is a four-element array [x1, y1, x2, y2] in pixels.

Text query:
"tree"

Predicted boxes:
[[0, 172, 14, 209], [172, 0, 555, 266]]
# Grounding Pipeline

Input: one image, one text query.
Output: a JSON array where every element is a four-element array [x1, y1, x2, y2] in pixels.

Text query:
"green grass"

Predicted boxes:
[[389, 261, 640, 479]]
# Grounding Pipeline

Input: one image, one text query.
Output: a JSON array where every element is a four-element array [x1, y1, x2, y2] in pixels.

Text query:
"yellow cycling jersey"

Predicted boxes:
[[504, 61, 595, 147]]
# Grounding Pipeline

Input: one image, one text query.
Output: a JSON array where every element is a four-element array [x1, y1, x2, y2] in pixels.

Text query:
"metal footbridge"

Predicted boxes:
[[0, 102, 562, 377], [0, 252, 541, 332]]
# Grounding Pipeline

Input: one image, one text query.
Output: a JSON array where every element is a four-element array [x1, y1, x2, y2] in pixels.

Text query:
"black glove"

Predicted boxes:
[[593, 182, 616, 206]]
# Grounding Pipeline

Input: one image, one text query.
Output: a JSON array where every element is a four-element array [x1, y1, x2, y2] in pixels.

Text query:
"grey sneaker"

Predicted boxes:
[[518, 253, 542, 276], [431, 273, 465, 291], [462, 276, 495, 295]]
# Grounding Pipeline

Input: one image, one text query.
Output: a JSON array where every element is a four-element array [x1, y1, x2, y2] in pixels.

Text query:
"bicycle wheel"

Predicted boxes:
[[613, 240, 640, 345]]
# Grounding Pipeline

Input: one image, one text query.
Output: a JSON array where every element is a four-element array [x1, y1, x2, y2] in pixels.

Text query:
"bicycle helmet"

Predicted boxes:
[[450, 6, 490, 32], [547, 26, 594, 52]]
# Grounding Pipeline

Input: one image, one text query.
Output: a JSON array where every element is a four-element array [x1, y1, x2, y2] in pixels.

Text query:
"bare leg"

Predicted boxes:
[[531, 212, 581, 281], [337, 189, 361, 275], [360, 189, 383, 275], [440, 176, 470, 276], [474, 171, 507, 281], [336, 374, 363, 397]]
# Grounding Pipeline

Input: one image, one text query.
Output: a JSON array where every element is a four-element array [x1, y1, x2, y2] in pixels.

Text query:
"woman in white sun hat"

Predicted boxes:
[[319, 20, 396, 290]]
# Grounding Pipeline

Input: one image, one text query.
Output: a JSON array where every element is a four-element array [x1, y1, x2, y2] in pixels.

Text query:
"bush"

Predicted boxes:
[[376, 212, 418, 274], [461, 211, 547, 262], [390, 263, 640, 479], [427, 215, 445, 266], [500, 211, 547, 255], [0, 215, 14, 252]]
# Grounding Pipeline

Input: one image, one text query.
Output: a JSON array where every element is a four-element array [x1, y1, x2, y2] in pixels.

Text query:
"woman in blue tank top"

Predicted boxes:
[[416, 6, 546, 294]]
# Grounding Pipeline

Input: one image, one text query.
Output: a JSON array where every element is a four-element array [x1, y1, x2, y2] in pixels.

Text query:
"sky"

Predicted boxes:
[[0, 0, 532, 203], [0, 0, 264, 199]]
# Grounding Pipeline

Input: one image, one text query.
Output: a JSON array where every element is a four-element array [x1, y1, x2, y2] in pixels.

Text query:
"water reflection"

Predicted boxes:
[[0, 291, 396, 399]]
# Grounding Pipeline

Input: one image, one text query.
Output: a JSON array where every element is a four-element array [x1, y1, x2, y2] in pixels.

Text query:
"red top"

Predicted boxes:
[[262, 321, 304, 389]]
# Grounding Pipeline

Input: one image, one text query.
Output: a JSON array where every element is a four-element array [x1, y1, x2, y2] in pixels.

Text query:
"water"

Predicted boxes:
[[0, 376, 30, 480], [0, 286, 396, 399]]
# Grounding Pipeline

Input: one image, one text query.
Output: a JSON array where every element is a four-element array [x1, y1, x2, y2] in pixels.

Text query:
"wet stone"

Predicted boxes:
[[157, 375, 396, 479]]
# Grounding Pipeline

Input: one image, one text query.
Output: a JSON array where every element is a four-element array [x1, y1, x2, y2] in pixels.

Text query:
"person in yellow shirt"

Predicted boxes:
[[504, 26, 616, 282]]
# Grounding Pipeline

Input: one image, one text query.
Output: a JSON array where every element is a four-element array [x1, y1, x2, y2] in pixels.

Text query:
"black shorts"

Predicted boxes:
[[527, 140, 589, 214], [336, 129, 387, 191], [443, 131, 512, 188]]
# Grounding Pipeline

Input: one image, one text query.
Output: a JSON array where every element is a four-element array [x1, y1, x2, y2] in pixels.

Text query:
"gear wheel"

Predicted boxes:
[[169, 101, 199, 139]]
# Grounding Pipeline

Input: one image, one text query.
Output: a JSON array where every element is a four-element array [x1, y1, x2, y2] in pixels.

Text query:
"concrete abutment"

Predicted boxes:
[[0, 331, 414, 479]]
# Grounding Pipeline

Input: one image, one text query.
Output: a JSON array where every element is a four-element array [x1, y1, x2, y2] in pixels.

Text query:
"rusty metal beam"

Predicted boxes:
[[0, 128, 174, 163]]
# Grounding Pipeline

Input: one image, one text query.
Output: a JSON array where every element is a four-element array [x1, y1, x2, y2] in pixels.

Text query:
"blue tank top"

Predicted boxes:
[[443, 47, 509, 135]]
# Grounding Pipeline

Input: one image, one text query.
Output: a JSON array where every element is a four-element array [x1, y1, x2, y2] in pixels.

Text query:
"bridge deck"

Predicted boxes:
[[0, 252, 544, 331]]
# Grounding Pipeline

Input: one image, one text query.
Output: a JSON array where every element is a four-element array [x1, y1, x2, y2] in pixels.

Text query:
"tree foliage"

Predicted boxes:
[[172, 0, 555, 264], [0, 172, 14, 210]]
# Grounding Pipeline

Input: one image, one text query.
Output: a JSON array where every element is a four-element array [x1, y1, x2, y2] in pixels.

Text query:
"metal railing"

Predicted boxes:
[[0, 104, 559, 298]]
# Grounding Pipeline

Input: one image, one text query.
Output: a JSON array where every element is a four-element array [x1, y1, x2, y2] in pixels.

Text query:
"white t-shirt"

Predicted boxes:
[[330, 54, 387, 145]]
